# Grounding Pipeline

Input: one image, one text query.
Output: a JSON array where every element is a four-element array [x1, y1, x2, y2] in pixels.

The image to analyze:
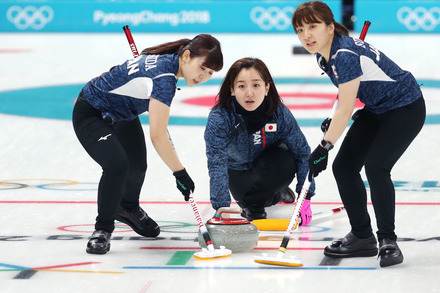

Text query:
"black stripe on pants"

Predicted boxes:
[[72, 97, 147, 233], [332, 97, 426, 240]]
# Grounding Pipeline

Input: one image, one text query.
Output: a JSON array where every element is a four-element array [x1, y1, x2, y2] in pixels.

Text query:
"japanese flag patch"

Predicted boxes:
[[264, 123, 277, 132]]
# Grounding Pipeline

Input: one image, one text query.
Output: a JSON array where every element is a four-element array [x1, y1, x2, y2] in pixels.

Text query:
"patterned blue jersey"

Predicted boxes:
[[317, 33, 422, 115], [204, 102, 314, 210], [82, 54, 179, 122]]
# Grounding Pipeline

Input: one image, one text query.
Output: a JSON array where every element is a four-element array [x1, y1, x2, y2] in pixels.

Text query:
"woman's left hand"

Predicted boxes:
[[308, 145, 329, 181]]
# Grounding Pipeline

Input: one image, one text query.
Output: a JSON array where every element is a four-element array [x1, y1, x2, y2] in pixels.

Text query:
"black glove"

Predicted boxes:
[[173, 168, 195, 201], [308, 145, 329, 181]]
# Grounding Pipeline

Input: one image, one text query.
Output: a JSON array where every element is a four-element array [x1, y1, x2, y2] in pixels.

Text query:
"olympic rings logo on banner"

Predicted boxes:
[[250, 6, 294, 31], [6, 5, 54, 30], [397, 6, 440, 31]]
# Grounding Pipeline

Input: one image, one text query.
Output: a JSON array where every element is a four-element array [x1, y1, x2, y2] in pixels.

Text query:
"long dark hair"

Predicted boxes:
[[291, 1, 349, 36], [213, 57, 281, 115], [141, 34, 223, 71]]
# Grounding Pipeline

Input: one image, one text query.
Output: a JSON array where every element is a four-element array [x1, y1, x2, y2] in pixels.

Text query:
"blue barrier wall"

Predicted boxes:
[[355, 0, 440, 33], [3, 0, 437, 34], [1, 0, 341, 33]]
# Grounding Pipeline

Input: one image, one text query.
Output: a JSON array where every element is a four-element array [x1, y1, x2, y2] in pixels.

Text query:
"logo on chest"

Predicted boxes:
[[331, 65, 339, 80], [253, 123, 277, 146], [253, 131, 262, 145], [265, 123, 277, 132]]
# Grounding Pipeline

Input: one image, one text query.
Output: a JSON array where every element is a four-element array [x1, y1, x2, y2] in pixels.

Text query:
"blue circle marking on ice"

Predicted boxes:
[[0, 78, 439, 126]]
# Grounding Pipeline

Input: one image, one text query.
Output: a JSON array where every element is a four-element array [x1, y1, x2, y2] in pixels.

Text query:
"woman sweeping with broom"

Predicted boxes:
[[291, 1, 425, 267]]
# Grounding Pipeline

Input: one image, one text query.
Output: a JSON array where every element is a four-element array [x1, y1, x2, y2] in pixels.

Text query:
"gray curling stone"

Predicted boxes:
[[198, 207, 259, 252]]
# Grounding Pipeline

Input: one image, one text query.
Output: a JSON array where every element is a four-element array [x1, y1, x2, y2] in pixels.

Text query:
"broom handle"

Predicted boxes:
[[359, 20, 371, 40], [313, 206, 345, 220], [276, 176, 312, 256], [123, 25, 140, 57], [188, 193, 215, 251]]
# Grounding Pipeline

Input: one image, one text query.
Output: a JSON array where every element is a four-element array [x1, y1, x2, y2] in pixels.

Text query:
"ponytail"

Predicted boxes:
[[334, 21, 349, 36], [141, 39, 190, 55], [141, 34, 223, 71]]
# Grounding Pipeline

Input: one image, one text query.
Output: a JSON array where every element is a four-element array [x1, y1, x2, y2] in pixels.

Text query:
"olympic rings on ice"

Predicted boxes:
[[250, 6, 294, 31], [0, 182, 28, 190], [397, 6, 440, 31], [57, 224, 131, 233], [0, 179, 93, 191], [6, 5, 54, 30], [58, 221, 192, 233]]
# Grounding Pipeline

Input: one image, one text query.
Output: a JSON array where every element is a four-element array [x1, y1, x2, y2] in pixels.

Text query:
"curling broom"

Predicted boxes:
[[188, 193, 232, 259], [253, 206, 345, 231], [254, 176, 313, 267], [122, 26, 230, 259]]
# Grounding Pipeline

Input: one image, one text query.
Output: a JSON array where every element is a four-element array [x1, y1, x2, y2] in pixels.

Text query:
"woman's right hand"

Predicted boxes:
[[173, 168, 195, 201]]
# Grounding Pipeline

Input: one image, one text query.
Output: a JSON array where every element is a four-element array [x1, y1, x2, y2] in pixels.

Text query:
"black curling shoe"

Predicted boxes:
[[116, 206, 160, 237], [324, 232, 378, 258], [241, 205, 267, 221], [86, 230, 111, 254], [278, 187, 296, 204], [378, 238, 404, 267]]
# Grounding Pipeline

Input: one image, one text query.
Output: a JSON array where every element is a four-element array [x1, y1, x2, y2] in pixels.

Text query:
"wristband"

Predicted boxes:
[[321, 139, 334, 151]]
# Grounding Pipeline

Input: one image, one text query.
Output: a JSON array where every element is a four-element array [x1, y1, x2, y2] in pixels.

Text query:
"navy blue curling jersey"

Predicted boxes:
[[82, 54, 179, 122], [317, 33, 422, 115], [204, 103, 314, 210]]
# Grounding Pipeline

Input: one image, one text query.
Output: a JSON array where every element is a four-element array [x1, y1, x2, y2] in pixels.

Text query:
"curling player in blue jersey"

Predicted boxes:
[[204, 57, 315, 224], [72, 34, 223, 254], [292, 1, 425, 267]]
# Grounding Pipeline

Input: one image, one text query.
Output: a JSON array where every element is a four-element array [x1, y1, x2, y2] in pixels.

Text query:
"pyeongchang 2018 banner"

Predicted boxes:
[[0, 0, 341, 33], [355, 0, 440, 33]]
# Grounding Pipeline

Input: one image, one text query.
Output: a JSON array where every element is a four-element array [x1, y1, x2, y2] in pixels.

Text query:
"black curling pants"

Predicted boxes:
[[72, 96, 147, 233], [332, 97, 425, 241], [228, 143, 297, 208]]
